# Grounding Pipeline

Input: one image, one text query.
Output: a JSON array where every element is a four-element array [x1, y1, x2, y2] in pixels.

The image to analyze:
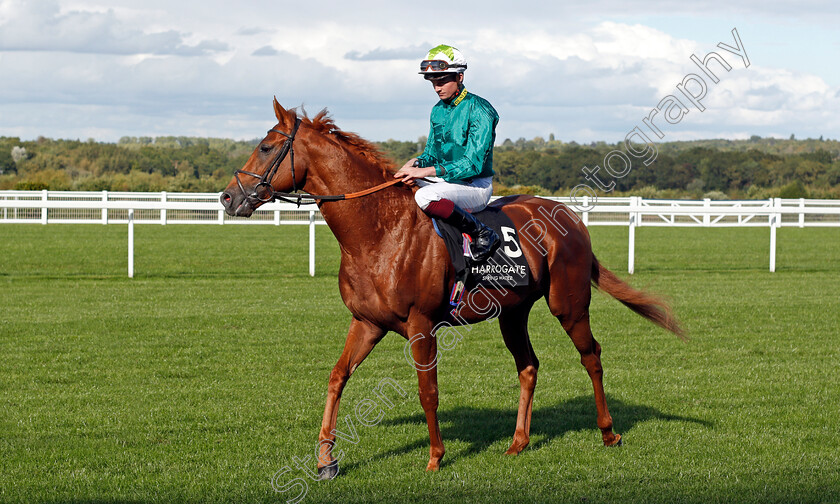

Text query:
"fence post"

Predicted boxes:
[[274, 209, 280, 226], [703, 198, 710, 227], [161, 191, 167, 225], [799, 198, 805, 228], [776, 198, 783, 229], [102, 190, 108, 224], [769, 198, 781, 273], [128, 209, 135, 278], [767, 198, 773, 227], [637, 196, 643, 228], [41, 189, 48, 225], [628, 196, 636, 274], [581, 195, 589, 226], [769, 221, 777, 272], [309, 210, 316, 277], [218, 209, 224, 225]]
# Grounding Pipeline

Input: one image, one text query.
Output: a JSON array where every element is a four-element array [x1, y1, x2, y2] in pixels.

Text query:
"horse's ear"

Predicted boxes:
[[273, 97, 290, 126]]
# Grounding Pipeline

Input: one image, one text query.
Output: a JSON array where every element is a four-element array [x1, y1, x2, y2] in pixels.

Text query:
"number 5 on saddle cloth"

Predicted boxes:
[[431, 206, 531, 309]]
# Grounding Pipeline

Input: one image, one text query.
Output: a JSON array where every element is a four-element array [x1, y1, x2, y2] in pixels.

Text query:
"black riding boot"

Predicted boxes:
[[444, 205, 501, 262]]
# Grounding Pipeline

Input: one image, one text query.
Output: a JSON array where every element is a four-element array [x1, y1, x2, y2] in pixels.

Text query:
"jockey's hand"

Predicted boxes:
[[395, 158, 436, 186]]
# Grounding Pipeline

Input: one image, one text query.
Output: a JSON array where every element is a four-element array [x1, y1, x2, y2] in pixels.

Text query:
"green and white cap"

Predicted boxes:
[[419, 44, 468, 76]]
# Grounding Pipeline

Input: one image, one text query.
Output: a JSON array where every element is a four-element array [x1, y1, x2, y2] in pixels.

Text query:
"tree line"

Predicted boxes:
[[1, 134, 838, 199]]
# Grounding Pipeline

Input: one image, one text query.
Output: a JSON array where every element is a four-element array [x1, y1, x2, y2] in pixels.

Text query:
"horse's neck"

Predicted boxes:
[[304, 143, 390, 197], [305, 146, 420, 252]]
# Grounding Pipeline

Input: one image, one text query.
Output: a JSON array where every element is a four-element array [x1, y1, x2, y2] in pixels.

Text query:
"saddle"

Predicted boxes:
[[433, 206, 530, 308]]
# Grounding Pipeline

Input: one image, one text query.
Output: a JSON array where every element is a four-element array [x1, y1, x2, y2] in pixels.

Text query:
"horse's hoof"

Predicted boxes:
[[425, 459, 442, 472], [606, 434, 622, 447], [504, 440, 529, 455], [317, 462, 339, 480]]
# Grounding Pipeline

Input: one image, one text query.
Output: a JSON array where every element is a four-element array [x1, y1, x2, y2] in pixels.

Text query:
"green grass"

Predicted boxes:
[[1, 224, 839, 503]]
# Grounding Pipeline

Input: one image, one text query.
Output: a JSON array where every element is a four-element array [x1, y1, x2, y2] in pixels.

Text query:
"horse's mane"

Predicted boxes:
[[294, 107, 397, 174]]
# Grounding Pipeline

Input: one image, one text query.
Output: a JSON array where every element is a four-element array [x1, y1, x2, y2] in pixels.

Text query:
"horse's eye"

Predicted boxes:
[[259, 143, 272, 153]]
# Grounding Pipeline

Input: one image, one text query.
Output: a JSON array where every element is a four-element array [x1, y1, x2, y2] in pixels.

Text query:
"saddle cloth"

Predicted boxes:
[[433, 206, 530, 299]]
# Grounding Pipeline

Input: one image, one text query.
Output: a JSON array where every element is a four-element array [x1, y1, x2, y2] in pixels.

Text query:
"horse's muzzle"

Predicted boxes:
[[220, 191, 254, 217]]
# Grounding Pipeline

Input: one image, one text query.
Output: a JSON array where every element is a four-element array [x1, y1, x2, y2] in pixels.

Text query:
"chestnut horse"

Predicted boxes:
[[221, 100, 683, 478]]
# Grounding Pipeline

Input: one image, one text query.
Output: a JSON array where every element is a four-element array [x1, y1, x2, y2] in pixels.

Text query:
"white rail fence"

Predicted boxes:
[[2, 190, 839, 277]]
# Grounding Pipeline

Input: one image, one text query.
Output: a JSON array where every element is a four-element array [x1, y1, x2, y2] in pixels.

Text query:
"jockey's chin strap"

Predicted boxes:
[[235, 117, 419, 207]]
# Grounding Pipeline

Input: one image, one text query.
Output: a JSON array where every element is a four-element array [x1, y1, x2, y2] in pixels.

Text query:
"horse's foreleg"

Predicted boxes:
[[564, 314, 622, 447], [317, 317, 385, 479], [499, 307, 539, 455], [406, 319, 444, 471]]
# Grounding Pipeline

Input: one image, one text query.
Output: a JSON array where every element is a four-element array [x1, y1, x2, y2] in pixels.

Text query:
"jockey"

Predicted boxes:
[[394, 44, 501, 262]]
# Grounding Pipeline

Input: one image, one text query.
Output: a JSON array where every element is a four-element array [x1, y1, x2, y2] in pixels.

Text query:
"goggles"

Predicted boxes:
[[420, 60, 465, 72]]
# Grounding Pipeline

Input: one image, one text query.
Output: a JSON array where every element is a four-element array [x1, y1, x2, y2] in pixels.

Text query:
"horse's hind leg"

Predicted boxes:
[[498, 304, 539, 455], [563, 313, 622, 446]]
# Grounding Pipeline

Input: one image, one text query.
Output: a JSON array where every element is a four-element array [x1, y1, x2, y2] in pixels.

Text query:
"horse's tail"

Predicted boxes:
[[591, 255, 686, 340]]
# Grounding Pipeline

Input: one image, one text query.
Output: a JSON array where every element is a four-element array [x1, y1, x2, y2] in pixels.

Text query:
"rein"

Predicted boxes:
[[233, 117, 405, 207], [273, 178, 404, 206]]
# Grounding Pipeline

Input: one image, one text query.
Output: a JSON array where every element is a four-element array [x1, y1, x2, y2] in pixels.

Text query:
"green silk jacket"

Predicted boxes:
[[416, 88, 499, 182]]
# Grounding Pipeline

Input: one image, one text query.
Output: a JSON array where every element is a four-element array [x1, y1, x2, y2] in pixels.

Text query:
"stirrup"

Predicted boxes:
[[469, 231, 500, 262]]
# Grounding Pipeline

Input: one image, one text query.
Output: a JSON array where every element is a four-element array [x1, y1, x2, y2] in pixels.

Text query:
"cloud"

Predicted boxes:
[[252, 45, 279, 57], [235, 26, 271, 36], [345, 43, 431, 61], [0, 43, 348, 114], [0, 0, 227, 55], [0, 1, 837, 144]]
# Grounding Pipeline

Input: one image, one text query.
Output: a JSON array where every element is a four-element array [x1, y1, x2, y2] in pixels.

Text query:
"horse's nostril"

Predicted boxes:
[[221, 193, 232, 206]]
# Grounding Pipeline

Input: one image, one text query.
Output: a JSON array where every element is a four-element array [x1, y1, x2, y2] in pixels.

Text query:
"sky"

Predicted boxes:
[[0, 0, 838, 145]]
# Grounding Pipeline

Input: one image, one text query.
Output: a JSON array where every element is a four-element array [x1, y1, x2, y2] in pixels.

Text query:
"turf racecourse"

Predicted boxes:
[[1, 223, 839, 504]]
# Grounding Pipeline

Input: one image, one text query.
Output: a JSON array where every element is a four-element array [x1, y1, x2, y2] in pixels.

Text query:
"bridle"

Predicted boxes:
[[232, 117, 403, 207], [233, 117, 307, 205]]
